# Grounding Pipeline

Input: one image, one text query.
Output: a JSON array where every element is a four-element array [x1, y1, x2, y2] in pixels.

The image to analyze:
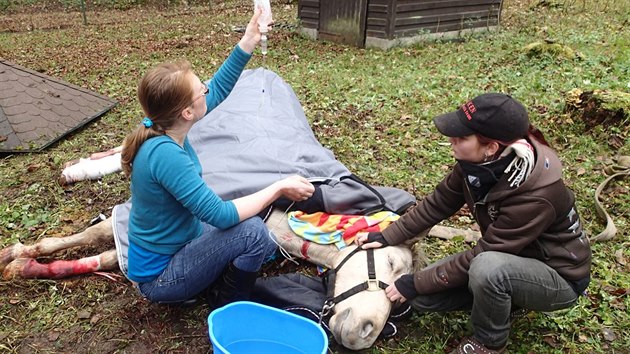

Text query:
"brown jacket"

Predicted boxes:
[[383, 137, 591, 295]]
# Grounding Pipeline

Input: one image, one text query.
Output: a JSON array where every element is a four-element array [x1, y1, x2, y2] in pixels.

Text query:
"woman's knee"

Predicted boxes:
[[239, 215, 266, 229], [239, 217, 276, 252]]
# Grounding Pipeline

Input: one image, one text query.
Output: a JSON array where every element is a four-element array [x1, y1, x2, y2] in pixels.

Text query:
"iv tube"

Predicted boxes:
[[260, 34, 268, 55]]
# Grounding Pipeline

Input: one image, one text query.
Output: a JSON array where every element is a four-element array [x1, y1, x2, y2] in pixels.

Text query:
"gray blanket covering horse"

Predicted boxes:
[[112, 68, 416, 275]]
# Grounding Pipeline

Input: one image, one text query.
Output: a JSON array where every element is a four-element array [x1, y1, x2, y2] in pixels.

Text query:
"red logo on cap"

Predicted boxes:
[[461, 101, 477, 120]]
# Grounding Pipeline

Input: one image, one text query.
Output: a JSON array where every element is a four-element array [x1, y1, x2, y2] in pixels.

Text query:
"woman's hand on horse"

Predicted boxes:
[[356, 232, 388, 249], [385, 283, 407, 303], [279, 175, 314, 201]]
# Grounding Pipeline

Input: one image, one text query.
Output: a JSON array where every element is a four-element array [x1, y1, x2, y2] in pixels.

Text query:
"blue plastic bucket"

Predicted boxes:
[[208, 301, 328, 354]]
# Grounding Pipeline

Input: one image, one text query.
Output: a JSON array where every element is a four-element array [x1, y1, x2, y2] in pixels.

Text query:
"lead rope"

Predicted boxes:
[[590, 156, 630, 242]]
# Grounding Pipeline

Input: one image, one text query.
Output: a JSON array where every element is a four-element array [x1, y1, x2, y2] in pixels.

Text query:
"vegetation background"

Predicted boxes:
[[0, 0, 628, 352]]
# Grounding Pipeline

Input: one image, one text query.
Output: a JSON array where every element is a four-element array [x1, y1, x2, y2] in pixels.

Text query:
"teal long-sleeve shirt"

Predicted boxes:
[[127, 45, 251, 283]]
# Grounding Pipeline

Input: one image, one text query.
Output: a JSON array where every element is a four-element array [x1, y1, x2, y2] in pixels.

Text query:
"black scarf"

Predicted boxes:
[[457, 152, 516, 201]]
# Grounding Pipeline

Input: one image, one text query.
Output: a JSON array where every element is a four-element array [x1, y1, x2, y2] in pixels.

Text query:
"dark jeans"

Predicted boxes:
[[138, 217, 277, 304], [409, 251, 579, 348]]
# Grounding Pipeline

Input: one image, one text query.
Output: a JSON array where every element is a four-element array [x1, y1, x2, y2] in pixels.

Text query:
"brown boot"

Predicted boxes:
[[450, 337, 506, 354]]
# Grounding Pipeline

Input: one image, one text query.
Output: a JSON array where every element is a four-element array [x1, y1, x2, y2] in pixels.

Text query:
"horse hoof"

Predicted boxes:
[[0, 242, 24, 273], [2, 257, 29, 280], [58, 175, 68, 186]]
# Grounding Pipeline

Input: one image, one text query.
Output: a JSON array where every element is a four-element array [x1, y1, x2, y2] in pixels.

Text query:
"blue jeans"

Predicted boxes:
[[138, 217, 277, 304], [409, 251, 579, 348]]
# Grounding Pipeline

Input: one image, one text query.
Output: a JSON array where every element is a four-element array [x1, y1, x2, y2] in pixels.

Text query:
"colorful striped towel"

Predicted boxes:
[[287, 211, 399, 249]]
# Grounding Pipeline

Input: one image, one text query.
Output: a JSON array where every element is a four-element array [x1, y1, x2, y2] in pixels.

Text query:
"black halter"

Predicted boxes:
[[319, 246, 389, 321]]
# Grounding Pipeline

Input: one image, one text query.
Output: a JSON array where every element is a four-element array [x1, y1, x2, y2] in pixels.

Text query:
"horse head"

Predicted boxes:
[[327, 244, 413, 350]]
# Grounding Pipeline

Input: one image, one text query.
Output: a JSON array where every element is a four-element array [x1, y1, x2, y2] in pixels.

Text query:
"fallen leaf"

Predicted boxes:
[[601, 328, 616, 342], [615, 249, 627, 266], [47, 331, 60, 341], [606, 286, 629, 296], [77, 310, 91, 319], [60, 216, 74, 223], [578, 334, 588, 343], [610, 297, 626, 311], [27, 164, 41, 172], [608, 135, 624, 149], [543, 335, 561, 348], [90, 314, 102, 325], [9, 299, 20, 304], [576, 167, 586, 175]]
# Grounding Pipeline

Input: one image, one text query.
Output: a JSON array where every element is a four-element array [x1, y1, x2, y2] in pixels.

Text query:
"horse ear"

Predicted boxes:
[[401, 229, 429, 272], [410, 244, 429, 272], [401, 228, 429, 248]]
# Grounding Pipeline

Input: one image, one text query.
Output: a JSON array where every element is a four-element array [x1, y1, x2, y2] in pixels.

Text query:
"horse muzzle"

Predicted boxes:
[[328, 304, 388, 350]]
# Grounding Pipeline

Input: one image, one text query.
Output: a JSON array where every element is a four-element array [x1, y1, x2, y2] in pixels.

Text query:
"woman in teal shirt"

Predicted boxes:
[[121, 10, 314, 307]]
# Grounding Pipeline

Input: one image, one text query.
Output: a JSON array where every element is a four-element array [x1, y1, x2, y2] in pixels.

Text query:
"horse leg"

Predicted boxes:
[[59, 146, 123, 185], [3, 249, 118, 280], [429, 225, 481, 242], [265, 209, 339, 269], [401, 225, 481, 272], [0, 218, 115, 276]]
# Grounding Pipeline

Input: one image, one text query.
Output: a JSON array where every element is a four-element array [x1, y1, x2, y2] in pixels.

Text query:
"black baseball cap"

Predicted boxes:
[[433, 93, 530, 142]]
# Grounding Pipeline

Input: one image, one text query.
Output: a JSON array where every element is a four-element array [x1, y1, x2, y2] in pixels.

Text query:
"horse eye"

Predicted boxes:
[[387, 255, 405, 275], [387, 256, 395, 269]]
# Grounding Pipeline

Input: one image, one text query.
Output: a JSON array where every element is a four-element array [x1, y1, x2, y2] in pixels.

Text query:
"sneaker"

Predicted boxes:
[[450, 337, 506, 354]]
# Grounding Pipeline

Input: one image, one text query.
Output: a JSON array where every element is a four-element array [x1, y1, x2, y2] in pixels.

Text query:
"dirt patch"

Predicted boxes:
[[565, 89, 629, 149]]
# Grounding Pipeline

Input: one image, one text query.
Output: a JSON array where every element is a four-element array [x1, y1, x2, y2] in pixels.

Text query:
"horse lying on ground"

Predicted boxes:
[[0, 207, 480, 350], [0, 206, 478, 351]]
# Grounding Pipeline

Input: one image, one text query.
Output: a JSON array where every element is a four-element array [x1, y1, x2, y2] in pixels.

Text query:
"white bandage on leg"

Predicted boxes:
[[60, 153, 122, 184]]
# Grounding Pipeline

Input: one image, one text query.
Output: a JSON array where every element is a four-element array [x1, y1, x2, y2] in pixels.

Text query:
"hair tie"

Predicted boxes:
[[142, 117, 153, 128]]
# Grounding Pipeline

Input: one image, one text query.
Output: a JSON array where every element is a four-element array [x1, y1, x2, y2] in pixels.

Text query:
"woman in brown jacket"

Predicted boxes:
[[357, 93, 591, 354]]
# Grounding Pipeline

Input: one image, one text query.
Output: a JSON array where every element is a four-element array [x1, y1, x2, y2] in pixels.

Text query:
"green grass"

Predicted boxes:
[[1, 0, 629, 353]]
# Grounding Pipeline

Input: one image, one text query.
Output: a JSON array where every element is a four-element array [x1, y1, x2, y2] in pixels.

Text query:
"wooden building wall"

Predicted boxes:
[[391, 0, 502, 39], [298, 0, 503, 48]]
